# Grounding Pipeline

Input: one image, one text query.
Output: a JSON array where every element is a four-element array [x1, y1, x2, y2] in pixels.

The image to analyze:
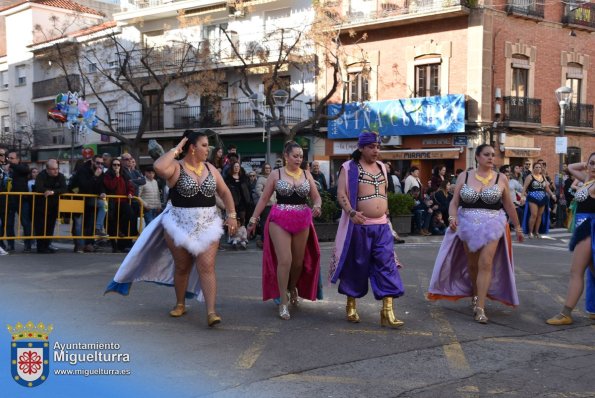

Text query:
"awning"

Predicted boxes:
[[503, 146, 541, 158], [381, 147, 461, 160]]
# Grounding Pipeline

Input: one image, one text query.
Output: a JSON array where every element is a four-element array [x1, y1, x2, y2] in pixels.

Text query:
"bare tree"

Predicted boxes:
[[34, 15, 224, 157], [220, 1, 370, 139]]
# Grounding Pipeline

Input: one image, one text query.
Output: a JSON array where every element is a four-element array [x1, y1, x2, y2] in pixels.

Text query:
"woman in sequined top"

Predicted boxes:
[[428, 144, 523, 324], [247, 141, 322, 321], [153, 130, 237, 327], [521, 163, 556, 238], [546, 153, 595, 325]]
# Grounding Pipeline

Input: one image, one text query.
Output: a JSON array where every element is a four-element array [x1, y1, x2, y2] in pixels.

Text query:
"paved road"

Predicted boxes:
[[1, 229, 593, 398]]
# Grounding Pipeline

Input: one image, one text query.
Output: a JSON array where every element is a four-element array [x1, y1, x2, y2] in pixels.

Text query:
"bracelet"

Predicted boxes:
[[348, 209, 357, 218], [227, 212, 237, 220], [448, 216, 456, 221], [170, 148, 180, 158], [249, 216, 259, 225], [313, 205, 321, 210]]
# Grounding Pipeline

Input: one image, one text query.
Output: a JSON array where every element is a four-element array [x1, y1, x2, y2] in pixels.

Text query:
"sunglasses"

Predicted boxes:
[[112, 164, 121, 167], [0, 153, 5, 156]]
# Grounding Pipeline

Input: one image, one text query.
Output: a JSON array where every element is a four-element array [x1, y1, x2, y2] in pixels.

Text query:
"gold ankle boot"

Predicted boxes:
[[346, 297, 360, 323], [380, 297, 404, 328]]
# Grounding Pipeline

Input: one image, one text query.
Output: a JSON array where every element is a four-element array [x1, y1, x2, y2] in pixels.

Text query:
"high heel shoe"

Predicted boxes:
[[380, 297, 404, 328], [289, 287, 299, 306], [528, 233, 534, 239], [346, 297, 360, 323], [471, 296, 478, 314], [474, 307, 488, 324], [279, 304, 290, 320], [169, 304, 187, 317], [207, 312, 221, 327]]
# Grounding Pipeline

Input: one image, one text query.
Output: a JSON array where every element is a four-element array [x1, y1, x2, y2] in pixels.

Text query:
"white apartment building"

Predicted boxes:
[[9, 0, 319, 169]]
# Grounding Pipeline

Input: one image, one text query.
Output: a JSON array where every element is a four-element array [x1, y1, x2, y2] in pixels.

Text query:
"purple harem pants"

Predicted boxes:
[[337, 223, 404, 300]]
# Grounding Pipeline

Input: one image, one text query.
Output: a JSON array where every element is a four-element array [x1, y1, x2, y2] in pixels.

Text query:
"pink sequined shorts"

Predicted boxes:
[[268, 204, 312, 234]]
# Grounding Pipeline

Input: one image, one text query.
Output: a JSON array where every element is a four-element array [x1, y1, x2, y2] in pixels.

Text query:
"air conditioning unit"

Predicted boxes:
[[380, 136, 402, 146]]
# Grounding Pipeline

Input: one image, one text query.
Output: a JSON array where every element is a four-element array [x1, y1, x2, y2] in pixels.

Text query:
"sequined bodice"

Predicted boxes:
[[575, 183, 594, 202], [460, 184, 502, 204], [175, 166, 216, 198], [529, 176, 547, 191], [460, 172, 503, 210], [357, 162, 386, 201], [275, 178, 310, 198]]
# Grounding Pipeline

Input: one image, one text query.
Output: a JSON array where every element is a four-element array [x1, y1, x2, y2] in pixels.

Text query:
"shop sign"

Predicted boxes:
[[422, 137, 452, 146], [333, 141, 359, 155], [504, 147, 541, 158], [382, 149, 460, 160]]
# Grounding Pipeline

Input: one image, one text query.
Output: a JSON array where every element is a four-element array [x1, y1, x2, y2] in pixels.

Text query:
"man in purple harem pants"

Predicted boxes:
[[328, 131, 405, 328]]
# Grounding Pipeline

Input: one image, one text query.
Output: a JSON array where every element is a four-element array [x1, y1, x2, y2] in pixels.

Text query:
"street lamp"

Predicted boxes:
[[554, 85, 573, 227], [249, 89, 289, 164]]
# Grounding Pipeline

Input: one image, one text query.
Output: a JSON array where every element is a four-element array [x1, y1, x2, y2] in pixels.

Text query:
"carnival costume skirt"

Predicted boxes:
[[105, 204, 223, 300], [262, 204, 323, 301], [522, 191, 550, 234], [427, 208, 519, 306], [569, 213, 595, 314]]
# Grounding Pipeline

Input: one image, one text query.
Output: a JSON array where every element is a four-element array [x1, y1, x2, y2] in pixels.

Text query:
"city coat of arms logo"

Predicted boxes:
[[7, 321, 53, 387]]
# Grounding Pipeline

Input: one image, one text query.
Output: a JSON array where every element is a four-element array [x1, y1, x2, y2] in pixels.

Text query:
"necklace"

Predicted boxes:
[[284, 167, 303, 181], [474, 170, 493, 187], [184, 161, 204, 176]]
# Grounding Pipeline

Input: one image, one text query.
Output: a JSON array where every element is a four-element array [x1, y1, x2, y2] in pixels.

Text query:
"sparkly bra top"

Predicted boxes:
[[169, 166, 217, 208], [528, 175, 547, 191], [275, 169, 310, 205], [575, 183, 595, 213], [460, 172, 503, 210], [357, 162, 386, 201]]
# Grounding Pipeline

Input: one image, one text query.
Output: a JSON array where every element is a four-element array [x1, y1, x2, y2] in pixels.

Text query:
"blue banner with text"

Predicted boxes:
[[327, 94, 466, 139]]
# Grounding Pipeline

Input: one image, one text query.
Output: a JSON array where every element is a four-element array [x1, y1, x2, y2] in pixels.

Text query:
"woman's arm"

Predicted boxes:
[[307, 171, 322, 218], [154, 137, 186, 185], [212, 165, 237, 230], [247, 173, 277, 235], [568, 162, 589, 182], [521, 174, 531, 198], [500, 174, 523, 241], [447, 173, 464, 231]]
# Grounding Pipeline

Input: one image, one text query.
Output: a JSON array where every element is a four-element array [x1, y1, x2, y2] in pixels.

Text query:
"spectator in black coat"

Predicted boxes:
[[34, 159, 67, 253]]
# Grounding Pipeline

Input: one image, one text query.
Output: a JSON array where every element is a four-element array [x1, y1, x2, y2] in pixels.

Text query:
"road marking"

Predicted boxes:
[[514, 243, 568, 251], [235, 330, 275, 369], [417, 271, 473, 378], [489, 337, 595, 352], [335, 328, 433, 337]]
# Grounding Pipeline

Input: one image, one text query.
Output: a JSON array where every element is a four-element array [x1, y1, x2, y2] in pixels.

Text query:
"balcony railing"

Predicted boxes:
[[503, 96, 542, 124], [115, 111, 142, 133], [563, 2, 595, 29], [229, 100, 304, 127], [337, 0, 468, 25], [565, 103, 594, 128], [32, 75, 81, 99], [506, 0, 545, 19], [124, 45, 200, 70], [116, 99, 305, 132], [173, 105, 222, 129]]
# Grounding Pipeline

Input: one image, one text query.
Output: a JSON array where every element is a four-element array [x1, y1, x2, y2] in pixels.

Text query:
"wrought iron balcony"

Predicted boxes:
[[563, 2, 595, 29], [565, 103, 594, 128], [503, 96, 541, 124], [230, 100, 304, 127], [115, 111, 141, 133], [506, 0, 545, 19], [173, 105, 221, 129], [337, 0, 469, 27], [33, 75, 81, 99]]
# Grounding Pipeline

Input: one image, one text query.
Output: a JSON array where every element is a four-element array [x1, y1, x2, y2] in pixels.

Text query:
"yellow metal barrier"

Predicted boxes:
[[0, 192, 145, 241]]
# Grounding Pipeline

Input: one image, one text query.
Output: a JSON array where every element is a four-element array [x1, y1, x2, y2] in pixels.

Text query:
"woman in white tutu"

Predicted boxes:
[[105, 130, 237, 328]]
